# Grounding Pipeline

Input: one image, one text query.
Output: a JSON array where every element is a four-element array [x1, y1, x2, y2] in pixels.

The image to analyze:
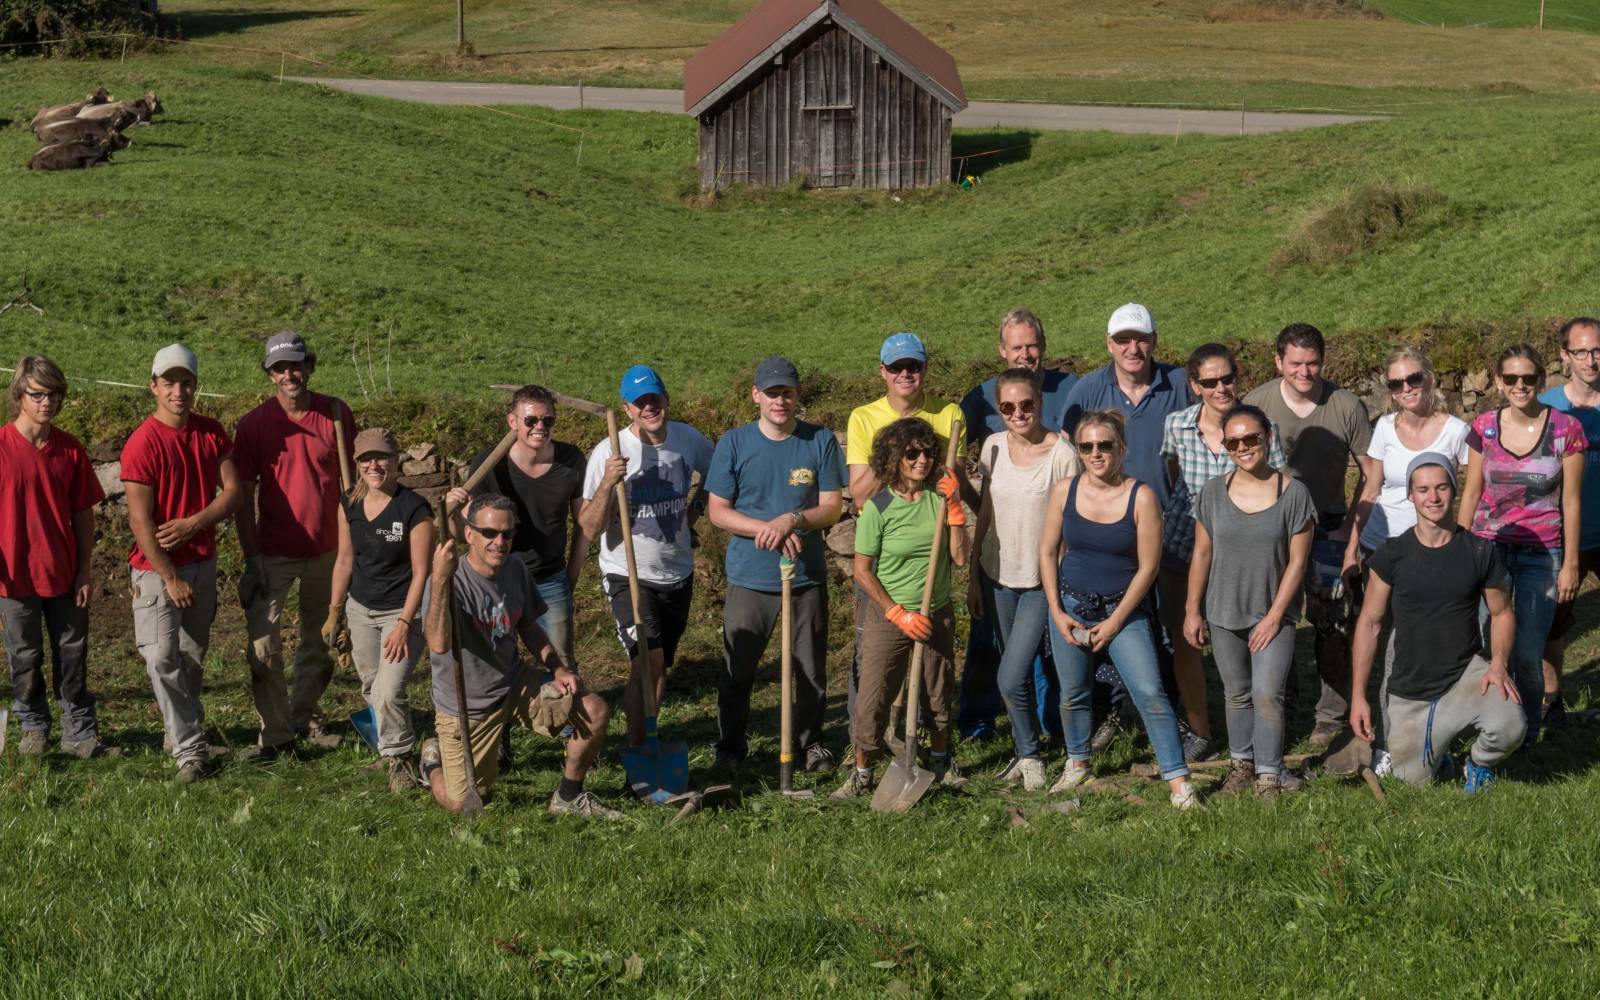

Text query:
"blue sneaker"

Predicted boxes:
[[1434, 754, 1458, 783], [1462, 758, 1496, 794]]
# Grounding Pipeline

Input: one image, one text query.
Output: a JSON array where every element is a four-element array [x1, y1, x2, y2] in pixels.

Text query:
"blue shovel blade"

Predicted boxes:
[[619, 729, 690, 801], [350, 708, 379, 754]]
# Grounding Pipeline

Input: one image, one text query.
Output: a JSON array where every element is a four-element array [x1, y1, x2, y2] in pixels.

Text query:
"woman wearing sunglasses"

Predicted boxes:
[[1458, 343, 1587, 742], [1041, 410, 1198, 807], [969, 369, 1079, 789], [834, 417, 969, 799], [1184, 406, 1316, 798], [326, 427, 436, 791]]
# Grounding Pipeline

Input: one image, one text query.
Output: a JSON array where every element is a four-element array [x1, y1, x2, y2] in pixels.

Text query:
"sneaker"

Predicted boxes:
[[1257, 770, 1306, 799], [1170, 779, 1202, 810], [62, 737, 123, 759], [548, 788, 624, 820], [998, 756, 1047, 791], [1308, 722, 1343, 749], [1181, 730, 1220, 764], [830, 767, 874, 800], [386, 756, 421, 793], [1089, 712, 1122, 754], [17, 730, 46, 755], [1050, 760, 1093, 794], [931, 754, 966, 788], [419, 737, 442, 777], [1216, 758, 1255, 798], [803, 743, 837, 773], [1462, 757, 1497, 794], [177, 757, 215, 783], [1371, 748, 1393, 778]]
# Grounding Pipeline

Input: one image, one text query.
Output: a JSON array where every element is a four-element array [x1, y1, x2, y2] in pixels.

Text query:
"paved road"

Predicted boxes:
[[290, 77, 1385, 135]]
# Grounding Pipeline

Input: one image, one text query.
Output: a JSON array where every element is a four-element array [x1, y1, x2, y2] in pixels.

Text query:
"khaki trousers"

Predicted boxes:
[[245, 551, 336, 748]]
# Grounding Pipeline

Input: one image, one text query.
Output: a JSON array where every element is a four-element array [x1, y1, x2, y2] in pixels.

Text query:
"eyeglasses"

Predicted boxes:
[[1195, 373, 1237, 390], [522, 414, 556, 429], [1501, 372, 1540, 388], [468, 524, 513, 541], [1223, 432, 1264, 452], [1564, 348, 1600, 362], [21, 389, 62, 403], [885, 361, 925, 375], [998, 399, 1036, 417], [902, 446, 936, 461], [1077, 440, 1117, 455], [1386, 372, 1427, 393]]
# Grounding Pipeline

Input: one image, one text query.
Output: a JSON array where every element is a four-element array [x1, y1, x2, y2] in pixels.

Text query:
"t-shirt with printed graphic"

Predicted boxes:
[[582, 421, 714, 585], [854, 488, 951, 612], [705, 420, 843, 592], [425, 557, 547, 720], [1466, 408, 1587, 551], [1540, 385, 1600, 552], [0, 424, 105, 599], [346, 487, 431, 611], [120, 414, 233, 571]]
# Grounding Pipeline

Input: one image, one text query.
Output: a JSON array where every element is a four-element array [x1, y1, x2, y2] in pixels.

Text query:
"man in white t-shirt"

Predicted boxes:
[[579, 365, 713, 750]]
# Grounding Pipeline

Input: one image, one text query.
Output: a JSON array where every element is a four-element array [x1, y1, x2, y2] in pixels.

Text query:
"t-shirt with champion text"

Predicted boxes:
[[469, 441, 586, 580], [582, 421, 714, 585], [425, 557, 547, 720], [233, 393, 356, 559], [0, 424, 105, 599], [854, 488, 951, 612], [346, 487, 432, 611], [120, 414, 233, 571]]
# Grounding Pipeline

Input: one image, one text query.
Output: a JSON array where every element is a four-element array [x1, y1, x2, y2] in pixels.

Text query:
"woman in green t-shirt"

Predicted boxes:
[[833, 418, 969, 799]]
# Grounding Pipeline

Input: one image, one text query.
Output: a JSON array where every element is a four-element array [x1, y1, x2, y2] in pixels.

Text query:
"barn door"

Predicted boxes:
[[807, 107, 854, 186]]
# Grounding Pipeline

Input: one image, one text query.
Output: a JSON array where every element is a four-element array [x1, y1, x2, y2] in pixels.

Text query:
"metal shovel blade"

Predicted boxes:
[[619, 731, 690, 805], [872, 757, 936, 813], [349, 707, 379, 754]]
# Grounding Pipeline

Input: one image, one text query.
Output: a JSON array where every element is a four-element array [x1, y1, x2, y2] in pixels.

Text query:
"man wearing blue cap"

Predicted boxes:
[[579, 365, 713, 752], [707, 356, 844, 772]]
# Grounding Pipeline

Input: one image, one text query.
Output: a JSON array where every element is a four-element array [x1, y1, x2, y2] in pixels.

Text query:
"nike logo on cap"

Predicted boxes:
[[633, 376, 650, 383]]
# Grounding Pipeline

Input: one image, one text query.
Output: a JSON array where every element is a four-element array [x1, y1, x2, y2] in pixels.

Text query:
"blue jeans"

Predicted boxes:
[[1480, 543, 1560, 741], [992, 584, 1052, 759], [1048, 592, 1189, 780], [532, 572, 575, 669], [959, 571, 1061, 742]]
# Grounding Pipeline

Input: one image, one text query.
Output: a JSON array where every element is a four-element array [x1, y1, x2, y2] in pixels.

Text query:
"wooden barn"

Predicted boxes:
[[684, 0, 967, 191]]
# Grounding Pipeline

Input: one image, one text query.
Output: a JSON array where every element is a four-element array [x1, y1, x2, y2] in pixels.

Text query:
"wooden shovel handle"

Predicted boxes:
[[902, 419, 963, 760], [607, 410, 657, 719], [330, 397, 353, 493], [433, 498, 482, 817]]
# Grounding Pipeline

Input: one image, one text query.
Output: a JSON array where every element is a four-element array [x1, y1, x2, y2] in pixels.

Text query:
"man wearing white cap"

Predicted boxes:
[[121, 344, 242, 781], [232, 331, 356, 758]]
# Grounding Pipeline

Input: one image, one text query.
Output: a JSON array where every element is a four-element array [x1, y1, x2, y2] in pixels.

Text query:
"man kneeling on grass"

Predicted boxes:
[[418, 494, 621, 819], [1350, 454, 1524, 791]]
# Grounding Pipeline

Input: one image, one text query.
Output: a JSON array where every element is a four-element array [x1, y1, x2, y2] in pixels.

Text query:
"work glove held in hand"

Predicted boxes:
[[933, 470, 960, 503], [886, 603, 933, 641]]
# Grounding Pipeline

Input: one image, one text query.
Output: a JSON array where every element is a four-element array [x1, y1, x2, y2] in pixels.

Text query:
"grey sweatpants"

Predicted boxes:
[[132, 561, 218, 766], [717, 583, 829, 759], [1210, 622, 1296, 776], [1387, 655, 1526, 786], [0, 592, 97, 744]]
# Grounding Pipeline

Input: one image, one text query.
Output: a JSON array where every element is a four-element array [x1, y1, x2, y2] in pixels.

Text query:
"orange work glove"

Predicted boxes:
[[933, 470, 960, 503], [885, 603, 933, 641], [945, 499, 967, 527]]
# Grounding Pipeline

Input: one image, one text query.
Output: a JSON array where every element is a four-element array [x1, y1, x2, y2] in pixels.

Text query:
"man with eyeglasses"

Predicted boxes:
[[1243, 323, 1373, 747], [232, 331, 357, 759], [1540, 316, 1600, 727], [706, 356, 844, 773], [955, 309, 1078, 744], [579, 365, 713, 766], [418, 494, 621, 818], [0, 356, 113, 759]]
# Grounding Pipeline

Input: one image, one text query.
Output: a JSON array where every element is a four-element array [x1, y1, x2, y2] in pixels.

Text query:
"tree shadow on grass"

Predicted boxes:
[[167, 8, 364, 39], [951, 130, 1036, 181]]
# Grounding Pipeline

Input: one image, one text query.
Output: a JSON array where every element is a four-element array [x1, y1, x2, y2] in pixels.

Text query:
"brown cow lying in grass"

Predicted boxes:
[[78, 92, 162, 126], [28, 140, 116, 171], [34, 118, 132, 150], [29, 88, 112, 130]]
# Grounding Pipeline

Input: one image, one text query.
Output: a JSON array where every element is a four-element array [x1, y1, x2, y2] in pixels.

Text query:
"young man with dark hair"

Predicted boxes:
[[1351, 454, 1523, 790], [121, 344, 241, 781], [1244, 322, 1373, 746], [233, 331, 356, 758], [0, 356, 112, 758]]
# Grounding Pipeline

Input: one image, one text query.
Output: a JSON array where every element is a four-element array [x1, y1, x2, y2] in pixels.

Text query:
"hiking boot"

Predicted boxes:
[[177, 757, 216, 783], [61, 737, 123, 759], [1181, 730, 1220, 764], [1216, 758, 1255, 798], [1463, 757, 1497, 794], [1255, 770, 1305, 799], [17, 730, 46, 755], [236, 742, 291, 762], [1308, 722, 1343, 749], [830, 767, 874, 800], [386, 756, 422, 793], [548, 788, 624, 820], [1050, 760, 1093, 794], [803, 743, 837, 773], [1089, 712, 1122, 754], [302, 718, 341, 751], [1170, 779, 1202, 810], [931, 754, 966, 788]]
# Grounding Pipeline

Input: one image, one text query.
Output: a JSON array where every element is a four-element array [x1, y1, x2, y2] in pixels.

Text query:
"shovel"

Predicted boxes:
[[778, 555, 814, 799], [350, 707, 379, 753], [873, 419, 963, 813], [608, 409, 690, 803]]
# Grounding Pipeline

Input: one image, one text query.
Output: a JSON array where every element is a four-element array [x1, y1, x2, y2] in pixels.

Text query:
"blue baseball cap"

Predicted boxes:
[[880, 332, 927, 365], [620, 364, 667, 404]]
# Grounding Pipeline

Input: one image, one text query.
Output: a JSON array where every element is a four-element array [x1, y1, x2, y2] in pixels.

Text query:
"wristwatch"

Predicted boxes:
[[788, 510, 805, 528]]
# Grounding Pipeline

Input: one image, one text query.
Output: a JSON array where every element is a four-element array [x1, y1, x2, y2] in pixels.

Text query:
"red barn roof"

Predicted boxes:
[[684, 0, 966, 116]]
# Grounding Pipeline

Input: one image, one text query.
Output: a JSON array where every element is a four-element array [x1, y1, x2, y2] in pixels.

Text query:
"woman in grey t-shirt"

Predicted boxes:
[[1184, 405, 1316, 798]]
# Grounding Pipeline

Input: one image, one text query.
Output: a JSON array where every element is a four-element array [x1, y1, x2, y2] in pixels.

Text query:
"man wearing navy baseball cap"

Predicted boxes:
[[578, 364, 713, 763]]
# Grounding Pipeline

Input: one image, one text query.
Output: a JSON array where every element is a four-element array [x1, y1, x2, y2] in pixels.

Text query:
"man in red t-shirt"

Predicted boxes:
[[233, 331, 355, 756], [0, 356, 110, 758], [121, 344, 241, 782]]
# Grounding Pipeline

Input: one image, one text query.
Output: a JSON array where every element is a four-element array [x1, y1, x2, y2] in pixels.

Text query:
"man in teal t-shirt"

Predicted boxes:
[[706, 356, 843, 771]]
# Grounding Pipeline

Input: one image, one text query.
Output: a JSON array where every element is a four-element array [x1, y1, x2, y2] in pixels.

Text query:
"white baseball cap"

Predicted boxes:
[[1107, 303, 1155, 338], [151, 343, 198, 378]]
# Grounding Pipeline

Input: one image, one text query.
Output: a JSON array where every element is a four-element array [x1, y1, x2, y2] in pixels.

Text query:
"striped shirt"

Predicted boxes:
[[1159, 403, 1288, 562]]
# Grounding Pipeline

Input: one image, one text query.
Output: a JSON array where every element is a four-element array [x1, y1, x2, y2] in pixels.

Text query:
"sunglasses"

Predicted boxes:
[[902, 446, 937, 461], [1195, 373, 1237, 390], [1386, 372, 1427, 393], [1077, 440, 1117, 455], [356, 454, 392, 465], [1223, 432, 1264, 452], [468, 524, 513, 541], [522, 414, 556, 429], [998, 399, 1037, 417], [1500, 372, 1540, 388], [885, 361, 925, 375], [21, 389, 62, 403]]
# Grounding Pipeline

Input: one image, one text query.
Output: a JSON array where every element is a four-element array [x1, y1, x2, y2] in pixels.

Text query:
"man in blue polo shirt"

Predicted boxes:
[[956, 307, 1077, 744], [707, 356, 845, 772]]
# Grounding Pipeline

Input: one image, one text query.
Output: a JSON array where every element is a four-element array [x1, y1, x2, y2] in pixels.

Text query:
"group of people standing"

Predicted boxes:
[[4, 310, 1597, 818]]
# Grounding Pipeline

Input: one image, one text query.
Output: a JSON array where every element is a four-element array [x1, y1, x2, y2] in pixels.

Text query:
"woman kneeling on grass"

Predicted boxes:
[[325, 427, 435, 792], [1041, 410, 1199, 808], [1184, 405, 1316, 799], [834, 418, 968, 800]]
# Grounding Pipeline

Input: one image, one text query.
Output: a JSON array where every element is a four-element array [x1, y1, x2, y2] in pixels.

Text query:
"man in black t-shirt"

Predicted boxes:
[[1350, 453, 1525, 791]]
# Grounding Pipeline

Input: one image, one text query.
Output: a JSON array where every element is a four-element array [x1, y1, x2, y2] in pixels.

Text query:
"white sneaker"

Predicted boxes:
[[996, 757, 1024, 784], [1371, 749, 1393, 778], [1017, 757, 1046, 791], [1050, 761, 1092, 794], [1170, 780, 1202, 810]]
